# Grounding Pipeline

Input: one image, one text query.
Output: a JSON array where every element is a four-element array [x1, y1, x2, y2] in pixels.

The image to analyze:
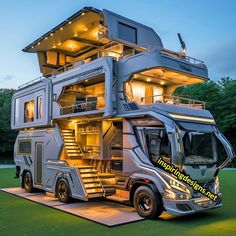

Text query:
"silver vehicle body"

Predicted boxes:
[[12, 7, 234, 216]]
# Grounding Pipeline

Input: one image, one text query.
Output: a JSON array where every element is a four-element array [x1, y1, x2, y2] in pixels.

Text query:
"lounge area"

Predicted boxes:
[[58, 75, 105, 115]]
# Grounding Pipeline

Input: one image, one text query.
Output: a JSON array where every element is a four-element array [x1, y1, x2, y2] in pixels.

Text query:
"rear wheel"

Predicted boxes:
[[23, 172, 34, 193], [133, 186, 163, 219], [56, 179, 71, 203]]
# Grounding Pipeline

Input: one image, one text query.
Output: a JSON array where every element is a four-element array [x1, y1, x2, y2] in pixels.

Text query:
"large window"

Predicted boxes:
[[135, 127, 171, 165], [125, 80, 164, 104], [183, 132, 216, 165], [118, 22, 137, 44], [18, 140, 31, 155], [24, 100, 34, 122]]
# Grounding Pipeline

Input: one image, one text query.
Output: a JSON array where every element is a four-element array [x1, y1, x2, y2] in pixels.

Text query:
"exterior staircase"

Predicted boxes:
[[78, 166, 104, 198], [61, 129, 83, 158], [61, 129, 116, 199]]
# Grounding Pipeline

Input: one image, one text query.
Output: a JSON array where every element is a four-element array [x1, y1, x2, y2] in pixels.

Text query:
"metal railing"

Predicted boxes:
[[141, 94, 205, 109], [160, 48, 204, 65], [60, 99, 104, 115]]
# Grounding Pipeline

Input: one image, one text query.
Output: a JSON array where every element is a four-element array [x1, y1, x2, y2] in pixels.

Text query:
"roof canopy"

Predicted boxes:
[[22, 7, 108, 57]]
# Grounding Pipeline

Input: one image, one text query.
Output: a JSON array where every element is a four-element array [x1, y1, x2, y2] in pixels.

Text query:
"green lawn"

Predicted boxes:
[[0, 169, 236, 236]]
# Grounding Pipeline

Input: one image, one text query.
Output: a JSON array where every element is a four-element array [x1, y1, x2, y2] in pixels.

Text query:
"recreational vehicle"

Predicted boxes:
[[11, 7, 235, 219]]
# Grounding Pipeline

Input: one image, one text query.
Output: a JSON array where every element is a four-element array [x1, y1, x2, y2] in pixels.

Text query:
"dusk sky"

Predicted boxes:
[[0, 0, 236, 88]]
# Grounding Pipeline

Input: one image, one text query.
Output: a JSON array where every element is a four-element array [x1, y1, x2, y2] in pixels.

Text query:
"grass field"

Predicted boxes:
[[0, 168, 236, 236]]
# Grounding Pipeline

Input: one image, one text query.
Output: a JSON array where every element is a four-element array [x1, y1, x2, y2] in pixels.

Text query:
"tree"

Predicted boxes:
[[0, 89, 18, 157]]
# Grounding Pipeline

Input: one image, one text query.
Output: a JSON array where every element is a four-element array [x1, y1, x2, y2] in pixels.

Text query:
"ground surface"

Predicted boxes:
[[0, 168, 236, 236]]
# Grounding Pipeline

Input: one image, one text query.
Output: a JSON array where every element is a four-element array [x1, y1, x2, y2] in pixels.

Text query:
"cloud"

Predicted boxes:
[[0, 74, 14, 83]]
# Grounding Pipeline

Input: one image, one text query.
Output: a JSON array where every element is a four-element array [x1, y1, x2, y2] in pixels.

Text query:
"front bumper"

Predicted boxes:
[[163, 193, 222, 215]]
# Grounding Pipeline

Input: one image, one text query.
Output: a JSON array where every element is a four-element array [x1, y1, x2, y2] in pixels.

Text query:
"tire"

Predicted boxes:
[[133, 186, 163, 219], [56, 179, 71, 203], [23, 171, 34, 193]]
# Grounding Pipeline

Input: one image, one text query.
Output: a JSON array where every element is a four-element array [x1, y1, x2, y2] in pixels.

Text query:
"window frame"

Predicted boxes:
[[18, 139, 32, 155]]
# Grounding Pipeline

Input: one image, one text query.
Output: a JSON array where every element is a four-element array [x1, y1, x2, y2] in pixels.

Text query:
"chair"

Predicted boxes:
[[74, 96, 86, 112], [86, 97, 97, 110]]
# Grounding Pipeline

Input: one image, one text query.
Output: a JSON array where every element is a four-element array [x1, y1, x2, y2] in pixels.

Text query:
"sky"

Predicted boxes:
[[0, 0, 236, 88]]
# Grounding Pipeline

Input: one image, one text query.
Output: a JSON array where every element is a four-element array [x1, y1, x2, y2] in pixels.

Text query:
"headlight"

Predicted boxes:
[[161, 173, 192, 200], [169, 179, 190, 194], [164, 189, 191, 200]]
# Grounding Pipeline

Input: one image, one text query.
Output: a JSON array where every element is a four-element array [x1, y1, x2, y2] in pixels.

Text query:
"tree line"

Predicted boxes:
[[0, 78, 235, 164]]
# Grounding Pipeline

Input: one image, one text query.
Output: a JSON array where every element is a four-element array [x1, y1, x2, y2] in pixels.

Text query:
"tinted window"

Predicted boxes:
[[118, 22, 137, 44], [18, 140, 31, 154]]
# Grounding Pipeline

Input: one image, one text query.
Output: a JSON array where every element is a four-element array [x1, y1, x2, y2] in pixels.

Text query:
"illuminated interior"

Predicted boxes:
[[58, 75, 105, 115], [24, 100, 35, 122], [125, 67, 207, 105], [23, 9, 145, 76]]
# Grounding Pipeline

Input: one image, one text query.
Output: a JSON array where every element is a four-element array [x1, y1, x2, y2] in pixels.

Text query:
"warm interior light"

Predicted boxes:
[[74, 32, 78, 37], [84, 27, 88, 31], [53, 45, 56, 49], [160, 81, 165, 85], [146, 78, 151, 82], [57, 42, 62, 46]]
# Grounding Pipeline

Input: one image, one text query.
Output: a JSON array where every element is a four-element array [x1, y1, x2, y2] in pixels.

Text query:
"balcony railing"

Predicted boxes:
[[159, 48, 204, 65], [60, 96, 104, 115], [141, 94, 205, 109]]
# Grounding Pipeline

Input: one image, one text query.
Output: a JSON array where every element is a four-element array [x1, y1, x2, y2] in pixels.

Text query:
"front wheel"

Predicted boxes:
[[133, 186, 163, 219], [56, 179, 71, 203]]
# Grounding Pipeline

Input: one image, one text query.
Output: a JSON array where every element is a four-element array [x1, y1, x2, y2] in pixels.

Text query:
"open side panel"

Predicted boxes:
[[52, 57, 114, 119], [11, 79, 52, 130]]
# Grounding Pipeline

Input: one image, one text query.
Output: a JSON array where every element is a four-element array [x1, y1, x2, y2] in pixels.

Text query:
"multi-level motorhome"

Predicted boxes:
[[11, 7, 235, 219]]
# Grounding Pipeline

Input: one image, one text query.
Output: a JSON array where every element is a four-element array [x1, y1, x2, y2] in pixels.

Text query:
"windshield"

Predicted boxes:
[[135, 127, 172, 165], [183, 132, 216, 164]]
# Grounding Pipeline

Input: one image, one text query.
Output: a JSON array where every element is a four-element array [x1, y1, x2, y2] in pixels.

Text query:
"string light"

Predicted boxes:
[[60, 27, 63, 30], [68, 21, 72, 24]]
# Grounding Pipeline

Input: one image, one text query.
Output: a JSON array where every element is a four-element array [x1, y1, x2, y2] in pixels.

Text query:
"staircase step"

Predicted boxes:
[[88, 193, 103, 198], [78, 166, 95, 169], [83, 178, 100, 184], [68, 153, 83, 157], [84, 183, 101, 189], [86, 188, 103, 194], [62, 130, 73, 132], [81, 173, 97, 178], [80, 169, 96, 174]]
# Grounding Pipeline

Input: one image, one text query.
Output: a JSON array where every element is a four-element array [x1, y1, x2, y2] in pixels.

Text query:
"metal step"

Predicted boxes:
[[68, 153, 83, 157], [79, 169, 96, 174], [84, 183, 101, 189], [78, 166, 95, 169], [106, 194, 130, 203], [82, 178, 100, 184], [81, 173, 97, 178], [86, 188, 103, 194], [88, 193, 103, 198]]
